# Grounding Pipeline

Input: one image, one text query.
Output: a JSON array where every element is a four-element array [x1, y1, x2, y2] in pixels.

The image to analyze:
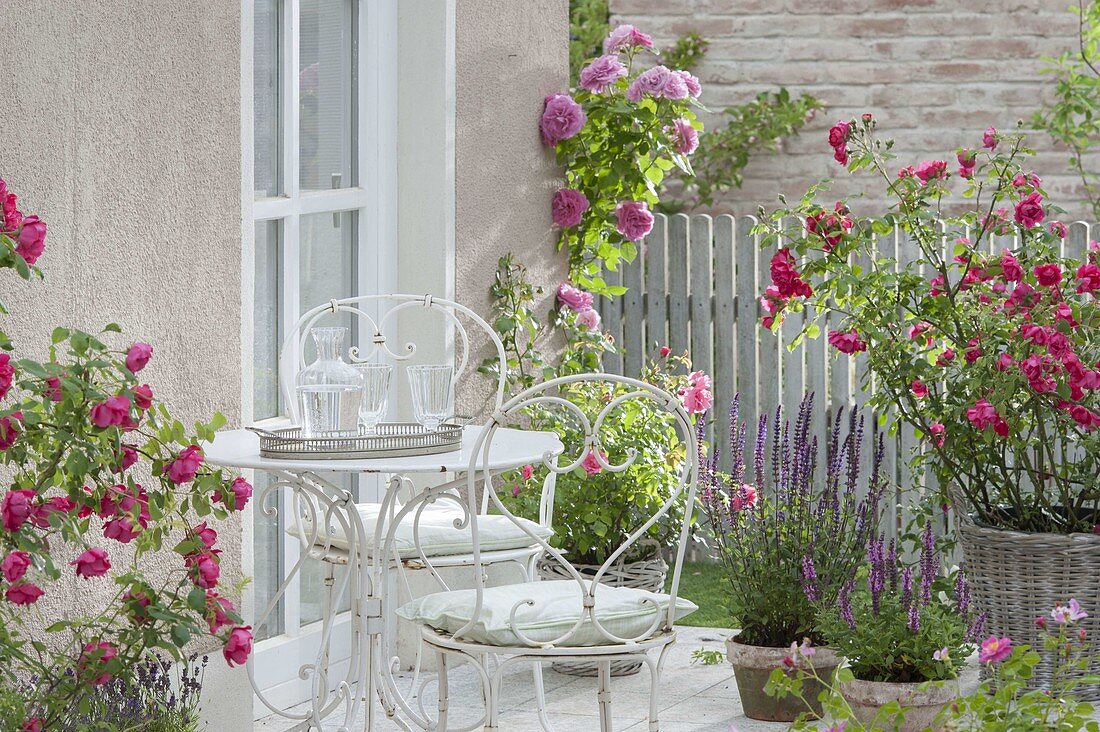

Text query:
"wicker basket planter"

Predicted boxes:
[[957, 512, 1100, 699], [537, 553, 667, 677]]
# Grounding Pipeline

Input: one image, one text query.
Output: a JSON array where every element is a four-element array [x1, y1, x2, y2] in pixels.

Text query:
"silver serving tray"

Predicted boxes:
[[248, 422, 464, 460]]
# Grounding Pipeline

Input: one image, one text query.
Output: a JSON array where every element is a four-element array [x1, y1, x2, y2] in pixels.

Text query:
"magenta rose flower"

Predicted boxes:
[[539, 93, 586, 146], [6, 582, 44, 606], [556, 283, 594, 312], [910, 380, 929, 398], [929, 422, 945, 447], [1, 551, 30, 583], [90, 395, 131, 428], [575, 307, 602, 332], [967, 399, 1009, 436], [103, 517, 141, 544], [914, 160, 948, 185], [1049, 220, 1067, 238], [670, 117, 699, 155], [581, 450, 606, 476], [1000, 250, 1023, 282], [978, 635, 1012, 664], [125, 342, 153, 373], [626, 65, 671, 102], [0, 353, 13, 400], [80, 641, 118, 685], [165, 445, 204, 484], [132, 383, 154, 410], [982, 126, 997, 150], [551, 188, 589, 228], [72, 548, 111, 579], [224, 626, 254, 667], [225, 476, 253, 511], [206, 592, 236, 633], [1077, 262, 1100, 294], [1033, 263, 1062, 288], [828, 329, 868, 355], [615, 200, 654, 241], [674, 70, 702, 98], [0, 179, 21, 232], [195, 521, 218, 550], [15, 215, 46, 266], [1014, 192, 1045, 228], [1, 489, 36, 532], [579, 54, 627, 94], [661, 71, 690, 100], [603, 24, 653, 54], [190, 553, 220, 589], [0, 412, 21, 451]]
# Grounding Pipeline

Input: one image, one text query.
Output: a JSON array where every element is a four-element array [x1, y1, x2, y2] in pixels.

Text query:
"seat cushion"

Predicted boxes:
[[396, 580, 697, 647], [288, 502, 553, 559]]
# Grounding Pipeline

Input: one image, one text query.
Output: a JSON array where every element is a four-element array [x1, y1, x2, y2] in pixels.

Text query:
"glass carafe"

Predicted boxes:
[[295, 326, 364, 436]]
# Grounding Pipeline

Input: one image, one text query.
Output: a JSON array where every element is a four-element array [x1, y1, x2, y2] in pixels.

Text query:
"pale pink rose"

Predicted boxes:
[[679, 371, 713, 414], [224, 626, 254, 667], [670, 117, 699, 155], [551, 188, 589, 228], [661, 71, 690, 100], [540, 94, 586, 146], [615, 201, 654, 241], [575, 307, 602, 332], [579, 54, 627, 94], [675, 70, 702, 98], [603, 24, 654, 54], [582, 450, 606, 476], [626, 65, 671, 102], [557, 283, 594, 312]]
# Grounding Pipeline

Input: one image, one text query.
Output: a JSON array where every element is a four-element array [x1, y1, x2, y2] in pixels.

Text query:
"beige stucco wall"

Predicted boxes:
[[0, 1, 248, 727], [454, 0, 571, 415]]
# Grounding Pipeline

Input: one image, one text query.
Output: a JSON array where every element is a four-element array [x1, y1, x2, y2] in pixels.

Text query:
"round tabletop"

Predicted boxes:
[[202, 425, 564, 475]]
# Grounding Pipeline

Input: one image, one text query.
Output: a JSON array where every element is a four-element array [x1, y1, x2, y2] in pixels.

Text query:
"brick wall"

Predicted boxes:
[[610, 0, 1099, 221]]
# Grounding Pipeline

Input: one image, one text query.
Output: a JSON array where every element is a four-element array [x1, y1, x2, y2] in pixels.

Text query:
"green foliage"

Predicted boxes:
[[670, 90, 824, 210], [756, 116, 1100, 533], [477, 255, 552, 394], [690, 647, 725, 666], [662, 32, 709, 72], [1034, 0, 1100, 219], [569, 0, 612, 79], [499, 352, 696, 564]]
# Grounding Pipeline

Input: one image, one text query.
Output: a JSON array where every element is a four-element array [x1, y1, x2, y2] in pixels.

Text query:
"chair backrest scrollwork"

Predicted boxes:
[[276, 293, 507, 425]]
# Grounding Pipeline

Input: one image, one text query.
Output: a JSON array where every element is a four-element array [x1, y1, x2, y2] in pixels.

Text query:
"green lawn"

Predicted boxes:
[[669, 561, 735, 628]]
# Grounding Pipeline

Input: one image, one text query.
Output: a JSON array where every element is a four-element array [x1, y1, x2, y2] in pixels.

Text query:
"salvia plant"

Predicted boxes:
[[699, 392, 887, 647], [814, 521, 982, 684]]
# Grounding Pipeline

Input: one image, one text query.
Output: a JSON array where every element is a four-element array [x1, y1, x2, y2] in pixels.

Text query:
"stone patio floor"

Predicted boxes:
[[257, 626, 835, 731]]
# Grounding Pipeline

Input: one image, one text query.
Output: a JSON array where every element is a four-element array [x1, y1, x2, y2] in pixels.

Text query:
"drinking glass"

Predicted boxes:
[[354, 363, 392, 434], [407, 365, 453, 432]]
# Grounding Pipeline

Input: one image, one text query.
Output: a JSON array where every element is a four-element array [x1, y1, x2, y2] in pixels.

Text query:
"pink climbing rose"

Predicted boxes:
[[223, 626, 254, 667], [828, 330, 867, 355], [615, 201, 654, 242], [124, 342, 153, 373], [578, 54, 627, 94], [165, 445, 203, 484], [557, 283, 594, 312], [551, 188, 589, 228], [679, 371, 713, 414], [539, 94, 586, 146], [72, 548, 111, 579], [1014, 192, 1045, 228], [670, 117, 699, 155], [603, 24, 654, 54], [1, 551, 30, 583], [575, 308, 602, 332]]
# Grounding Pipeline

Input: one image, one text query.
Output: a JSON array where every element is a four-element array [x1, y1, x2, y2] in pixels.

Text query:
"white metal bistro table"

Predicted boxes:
[[204, 425, 563, 731]]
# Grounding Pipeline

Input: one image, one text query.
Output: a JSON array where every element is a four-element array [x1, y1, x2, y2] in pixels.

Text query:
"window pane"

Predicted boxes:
[[253, 220, 283, 640], [254, 0, 280, 197], [299, 0, 356, 191]]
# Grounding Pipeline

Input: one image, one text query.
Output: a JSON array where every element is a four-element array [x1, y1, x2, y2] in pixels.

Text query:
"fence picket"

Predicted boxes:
[[623, 241, 645, 378], [645, 216, 669, 360], [713, 215, 736, 470], [667, 214, 690, 364]]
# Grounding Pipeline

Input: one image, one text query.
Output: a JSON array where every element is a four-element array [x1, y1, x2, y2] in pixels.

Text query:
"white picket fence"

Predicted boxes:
[[598, 213, 1096, 546]]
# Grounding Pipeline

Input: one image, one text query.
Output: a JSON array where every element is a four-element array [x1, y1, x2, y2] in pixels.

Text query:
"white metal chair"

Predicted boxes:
[[387, 374, 700, 732], [260, 293, 559, 726]]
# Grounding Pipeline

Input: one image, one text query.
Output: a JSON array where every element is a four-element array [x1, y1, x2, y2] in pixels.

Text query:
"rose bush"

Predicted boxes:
[[756, 117, 1099, 534], [0, 177, 252, 728], [544, 23, 704, 297]]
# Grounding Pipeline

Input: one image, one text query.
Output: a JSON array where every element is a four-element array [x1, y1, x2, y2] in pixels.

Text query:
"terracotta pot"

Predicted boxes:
[[840, 676, 958, 732], [725, 634, 842, 722]]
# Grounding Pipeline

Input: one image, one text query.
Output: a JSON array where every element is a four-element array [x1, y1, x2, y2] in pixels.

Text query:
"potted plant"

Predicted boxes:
[[501, 344, 709, 675], [0, 177, 252, 727], [768, 600, 1098, 731], [698, 392, 886, 721], [756, 116, 1100, 693], [813, 521, 983, 731]]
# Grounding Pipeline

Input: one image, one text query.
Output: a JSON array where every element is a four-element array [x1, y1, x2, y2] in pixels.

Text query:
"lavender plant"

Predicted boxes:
[[815, 522, 982, 683], [699, 392, 886, 648]]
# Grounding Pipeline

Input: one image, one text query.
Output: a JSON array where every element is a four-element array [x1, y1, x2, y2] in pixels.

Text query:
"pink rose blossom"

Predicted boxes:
[[679, 371, 713, 414], [557, 282, 594, 312], [1014, 192, 1045, 228], [521, 464, 535, 481], [72, 548, 111, 579], [1, 551, 30, 583], [626, 65, 671, 102], [582, 450, 606, 476], [0, 179, 21, 232], [915, 160, 948, 185], [15, 215, 46, 266], [603, 24, 654, 54], [731, 484, 758, 511], [116, 444, 138, 473], [1076, 263, 1100, 294], [661, 71, 690, 100], [579, 54, 627, 94], [30, 496, 74, 529], [43, 376, 62, 402], [103, 517, 141, 544], [2, 489, 36, 532], [90, 395, 130, 428], [206, 592, 236, 633], [1033, 263, 1062, 288], [928, 422, 945, 447], [910, 380, 928, 398], [6, 582, 43, 605], [132, 384, 154, 410], [1050, 221, 1068, 238], [770, 249, 813, 299], [1000, 250, 1023, 282], [0, 354, 13, 400], [1070, 405, 1100, 430], [21, 718, 44, 732], [659, 346, 671, 357], [80, 641, 118, 685], [194, 521, 218, 550], [828, 329, 867, 355], [0, 412, 22, 451], [1051, 599, 1088, 624], [982, 126, 997, 150], [967, 399, 1009, 436], [125, 342, 153, 373], [224, 626, 254, 667], [539, 94, 586, 146], [165, 445, 203, 484], [674, 70, 702, 98], [978, 635, 1012, 664], [828, 120, 850, 150], [551, 188, 589, 228], [907, 321, 933, 345], [191, 553, 220, 589], [223, 476, 253, 511], [575, 307, 602, 332], [669, 117, 699, 155], [615, 201, 654, 241]]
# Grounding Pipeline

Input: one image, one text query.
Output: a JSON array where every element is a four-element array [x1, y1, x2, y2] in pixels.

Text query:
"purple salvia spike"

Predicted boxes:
[[901, 566, 914, 609], [907, 596, 921, 633], [754, 414, 767, 490], [839, 579, 856, 630], [868, 535, 885, 616], [919, 522, 936, 605], [801, 554, 820, 602], [966, 611, 987, 643], [954, 571, 970, 615]]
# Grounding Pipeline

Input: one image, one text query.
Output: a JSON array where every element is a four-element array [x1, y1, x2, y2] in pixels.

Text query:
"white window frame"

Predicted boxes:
[[240, 0, 398, 715]]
